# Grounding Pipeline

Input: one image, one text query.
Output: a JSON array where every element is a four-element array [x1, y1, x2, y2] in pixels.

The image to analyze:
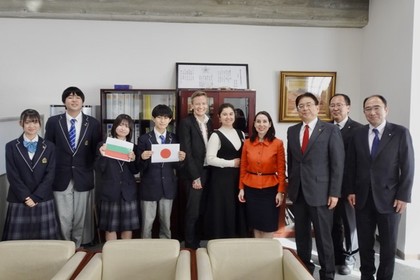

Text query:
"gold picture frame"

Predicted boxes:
[[279, 71, 336, 122]]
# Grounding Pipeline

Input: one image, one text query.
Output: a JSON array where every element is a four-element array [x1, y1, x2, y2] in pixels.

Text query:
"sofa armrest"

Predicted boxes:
[[196, 248, 213, 280], [175, 250, 191, 280], [51, 251, 86, 280], [74, 253, 103, 280], [283, 249, 314, 280]]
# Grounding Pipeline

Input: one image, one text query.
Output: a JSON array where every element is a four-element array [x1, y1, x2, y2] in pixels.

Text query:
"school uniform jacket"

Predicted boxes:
[[5, 135, 55, 203], [137, 131, 181, 201], [95, 142, 139, 202], [45, 113, 101, 192]]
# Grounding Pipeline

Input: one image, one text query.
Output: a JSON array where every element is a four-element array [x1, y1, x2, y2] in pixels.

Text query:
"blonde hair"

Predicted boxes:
[[190, 90, 207, 103]]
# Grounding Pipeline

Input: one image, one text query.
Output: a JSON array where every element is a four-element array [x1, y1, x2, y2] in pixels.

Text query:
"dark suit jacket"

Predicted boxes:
[[5, 135, 55, 203], [95, 142, 139, 202], [45, 113, 101, 192], [178, 114, 213, 181], [137, 131, 181, 201], [287, 119, 345, 206], [345, 122, 414, 213], [336, 118, 363, 195]]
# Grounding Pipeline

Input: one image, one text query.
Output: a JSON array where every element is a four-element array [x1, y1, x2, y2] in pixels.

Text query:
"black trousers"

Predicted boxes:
[[356, 192, 400, 280], [332, 196, 358, 265], [294, 191, 335, 280], [184, 169, 209, 249]]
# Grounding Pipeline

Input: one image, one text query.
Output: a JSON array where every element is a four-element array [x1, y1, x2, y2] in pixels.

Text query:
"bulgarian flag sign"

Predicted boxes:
[[151, 143, 180, 163], [104, 137, 134, 162]]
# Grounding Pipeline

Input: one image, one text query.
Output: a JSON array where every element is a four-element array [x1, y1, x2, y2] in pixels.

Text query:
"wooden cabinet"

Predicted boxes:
[[99, 89, 177, 143], [178, 89, 256, 137]]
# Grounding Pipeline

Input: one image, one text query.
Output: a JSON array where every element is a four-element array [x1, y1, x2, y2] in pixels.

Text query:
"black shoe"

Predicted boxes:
[[338, 264, 353, 275]]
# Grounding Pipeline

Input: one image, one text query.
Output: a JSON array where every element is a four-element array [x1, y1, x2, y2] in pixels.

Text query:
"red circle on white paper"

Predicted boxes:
[[160, 149, 171, 159]]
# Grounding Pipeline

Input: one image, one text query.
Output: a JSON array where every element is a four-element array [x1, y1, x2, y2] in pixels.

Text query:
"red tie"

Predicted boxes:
[[301, 125, 309, 153]]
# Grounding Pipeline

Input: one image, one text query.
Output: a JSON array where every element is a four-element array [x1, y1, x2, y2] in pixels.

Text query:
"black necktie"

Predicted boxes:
[[371, 128, 380, 158]]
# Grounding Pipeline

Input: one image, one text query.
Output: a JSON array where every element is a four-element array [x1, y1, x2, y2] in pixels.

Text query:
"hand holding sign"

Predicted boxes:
[[151, 143, 180, 163]]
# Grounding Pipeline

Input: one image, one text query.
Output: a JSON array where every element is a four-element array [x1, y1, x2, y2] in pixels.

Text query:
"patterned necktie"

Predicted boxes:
[[23, 140, 37, 153], [69, 119, 76, 151], [371, 128, 380, 158], [301, 125, 309, 153], [159, 134, 165, 144]]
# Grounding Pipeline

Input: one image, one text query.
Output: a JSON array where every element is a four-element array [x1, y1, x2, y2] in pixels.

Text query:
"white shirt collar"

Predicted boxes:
[[334, 116, 349, 129], [23, 134, 39, 142], [66, 112, 82, 122], [302, 118, 318, 131], [369, 121, 386, 135]]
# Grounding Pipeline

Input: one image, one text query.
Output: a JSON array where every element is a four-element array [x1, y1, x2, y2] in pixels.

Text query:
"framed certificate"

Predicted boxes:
[[176, 62, 249, 89]]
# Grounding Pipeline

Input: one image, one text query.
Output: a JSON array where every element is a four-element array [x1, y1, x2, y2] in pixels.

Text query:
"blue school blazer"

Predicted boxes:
[[5, 135, 55, 203], [45, 113, 101, 192]]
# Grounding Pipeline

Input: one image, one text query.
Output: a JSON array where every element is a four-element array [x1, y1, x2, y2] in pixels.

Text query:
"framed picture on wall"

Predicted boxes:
[[176, 62, 249, 89], [279, 71, 336, 122]]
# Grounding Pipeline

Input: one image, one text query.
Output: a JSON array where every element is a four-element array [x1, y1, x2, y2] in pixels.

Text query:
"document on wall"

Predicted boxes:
[[151, 143, 180, 163]]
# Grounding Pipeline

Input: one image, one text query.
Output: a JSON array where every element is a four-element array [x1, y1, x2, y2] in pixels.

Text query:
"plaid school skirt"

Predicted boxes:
[[99, 199, 140, 232], [2, 199, 60, 241]]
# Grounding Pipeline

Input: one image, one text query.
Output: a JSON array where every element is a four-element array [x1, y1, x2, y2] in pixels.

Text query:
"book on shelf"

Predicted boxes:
[[105, 92, 139, 120], [106, 93, 114, 119], [142, 93, 176, 120]]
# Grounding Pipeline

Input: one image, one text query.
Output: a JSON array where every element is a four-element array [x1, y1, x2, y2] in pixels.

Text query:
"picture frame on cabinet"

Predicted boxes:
[[176, 62, 249, 89], [279, 71, 336, 122]]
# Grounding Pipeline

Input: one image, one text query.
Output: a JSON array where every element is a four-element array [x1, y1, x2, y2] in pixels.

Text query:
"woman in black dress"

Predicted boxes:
[[204, 103, 248, 239]]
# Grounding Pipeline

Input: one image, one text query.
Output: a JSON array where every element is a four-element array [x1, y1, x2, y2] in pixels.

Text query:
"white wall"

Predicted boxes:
[[361, 0, 419, 258], [0, 18, 363, 142], [2, 1, 418, 256], [407, 0, 420, 258]]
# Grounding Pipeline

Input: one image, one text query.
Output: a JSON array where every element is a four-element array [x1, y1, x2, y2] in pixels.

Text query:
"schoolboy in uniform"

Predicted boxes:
[[137, 104, 186, 238], [45, 86, 101, 247]]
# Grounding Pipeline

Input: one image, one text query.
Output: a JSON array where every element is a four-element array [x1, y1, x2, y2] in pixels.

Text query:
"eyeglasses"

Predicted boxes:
[[364, 105, 383, 113], [329, 103, 347, 109], [297, 103, 315, 110]]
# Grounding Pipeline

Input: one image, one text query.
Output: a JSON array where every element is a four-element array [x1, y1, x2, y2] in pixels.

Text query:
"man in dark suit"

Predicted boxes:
[[329, 93, 362, 275], [45, 86, 101, 248], [345, 95, 414, 280], [178, 90, 213, 249], [287, 92, 345, 280]]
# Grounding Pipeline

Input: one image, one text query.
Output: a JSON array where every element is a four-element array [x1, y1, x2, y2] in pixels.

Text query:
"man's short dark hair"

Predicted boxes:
[[152, 104, 173, 118], [62, 86, 85, 103]]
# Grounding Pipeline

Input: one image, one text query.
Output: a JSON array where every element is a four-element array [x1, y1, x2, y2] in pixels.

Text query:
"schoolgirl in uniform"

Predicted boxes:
[[95, 114, 140, 241], [3, 109, 59, 240]]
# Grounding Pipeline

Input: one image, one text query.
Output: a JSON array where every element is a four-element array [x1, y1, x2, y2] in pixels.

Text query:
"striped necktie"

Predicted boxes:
[[159, 134, 165, 144], [69, 119, 76, 151]]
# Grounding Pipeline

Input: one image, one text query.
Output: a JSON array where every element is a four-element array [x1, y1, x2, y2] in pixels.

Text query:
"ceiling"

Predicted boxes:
[[0, 0, 369, 28]]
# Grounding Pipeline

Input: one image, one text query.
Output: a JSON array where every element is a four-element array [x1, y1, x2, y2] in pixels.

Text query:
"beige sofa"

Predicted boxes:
[[0, 240, 87, 280], [75, 239, 191, 280], [196, 238, 314, 280]]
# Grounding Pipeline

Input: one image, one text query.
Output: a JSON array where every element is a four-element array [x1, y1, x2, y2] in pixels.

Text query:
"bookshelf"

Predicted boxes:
[[100, 89, 177, 143]]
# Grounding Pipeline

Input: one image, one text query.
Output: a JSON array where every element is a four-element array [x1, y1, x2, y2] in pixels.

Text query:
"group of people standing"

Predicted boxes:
[[287, 92, 414, 280], [2, 87, 414, 280]]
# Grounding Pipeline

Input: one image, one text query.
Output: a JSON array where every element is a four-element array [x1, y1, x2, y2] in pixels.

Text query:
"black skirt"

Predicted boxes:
[[99, 199, 140, 232], [2, 199, 60, 241], [244, 185, 279, 232]]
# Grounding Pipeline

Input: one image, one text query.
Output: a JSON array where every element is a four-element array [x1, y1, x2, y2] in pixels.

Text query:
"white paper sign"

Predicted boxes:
[[151, 143, 180, 163]]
